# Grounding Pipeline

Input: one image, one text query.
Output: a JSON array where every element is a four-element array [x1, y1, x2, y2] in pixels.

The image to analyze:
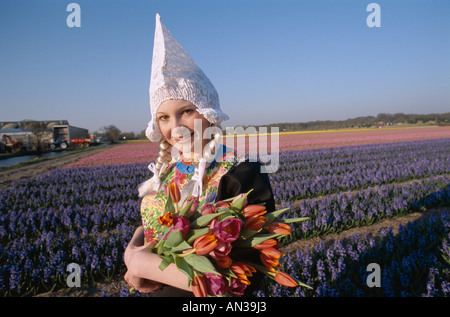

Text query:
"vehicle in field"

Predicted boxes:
[[50, 125, 92, 150]]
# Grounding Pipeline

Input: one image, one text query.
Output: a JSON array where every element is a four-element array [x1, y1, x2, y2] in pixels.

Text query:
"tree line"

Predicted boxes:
[[101, 112, 450, 141], [245, 112, 450, 133]]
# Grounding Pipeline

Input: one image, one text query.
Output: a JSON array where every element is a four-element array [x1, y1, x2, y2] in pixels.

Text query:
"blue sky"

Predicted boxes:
[[1, 0, 449, 134]]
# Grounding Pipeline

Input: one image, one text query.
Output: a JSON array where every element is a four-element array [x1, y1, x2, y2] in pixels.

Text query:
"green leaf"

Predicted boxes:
[[230, 189, 254, 212], [234, 233, 283, 248], [164, 191, 175, 213], [158, 256, 173, 271], [239, 229, 261, 240], [165, 230, 183, 248], [174, 256, 194, 286], [183, 254, 220, 275], [277, 217, 310, 224], [186, 227, 210, 245], [164, 240, 192, 254], [178, 200, 193, 218], [190, 211, 226, 228], [265, 208, 290, 224]]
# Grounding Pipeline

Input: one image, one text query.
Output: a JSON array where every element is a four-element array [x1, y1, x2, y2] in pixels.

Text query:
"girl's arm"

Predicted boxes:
[[124, 226, 192, 293]]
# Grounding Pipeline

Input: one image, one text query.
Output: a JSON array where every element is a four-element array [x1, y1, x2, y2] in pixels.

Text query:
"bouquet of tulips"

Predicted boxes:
[[153, 183, 312, 297]]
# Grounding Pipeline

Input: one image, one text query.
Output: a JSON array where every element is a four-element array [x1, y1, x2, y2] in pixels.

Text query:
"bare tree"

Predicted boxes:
[[21, 120, 50, 153], [101, 125, 121, 143]]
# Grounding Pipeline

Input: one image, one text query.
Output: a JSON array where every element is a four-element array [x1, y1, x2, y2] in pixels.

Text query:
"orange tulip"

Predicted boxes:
[[253, 239, 279, 250], [261, 247, 285, 259], [244, 215, 268, 231], [167, 183, 181, 203], [215, 201, 230, 208], [268, 222, 291, 235], [274, 271, 298, 287], [157, 211, 173, 227], [193, 232, 218, 255], [230, 262, 256, 285], [215, 255, 232, 269], [191, 274, 208, 297], [260, 252, 281, 272], [243, 205, 266, 218]]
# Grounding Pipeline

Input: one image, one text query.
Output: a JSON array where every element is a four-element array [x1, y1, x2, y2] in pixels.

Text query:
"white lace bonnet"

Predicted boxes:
[[138, 14, 229, 198], [145, 13, 229, 142]]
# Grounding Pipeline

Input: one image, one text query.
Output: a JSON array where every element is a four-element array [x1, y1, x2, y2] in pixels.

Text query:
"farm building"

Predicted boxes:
[[0, 120, 91, 152]]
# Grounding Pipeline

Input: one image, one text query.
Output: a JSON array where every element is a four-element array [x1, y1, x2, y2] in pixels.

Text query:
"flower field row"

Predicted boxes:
[[275, 126, 450, 152], [0, 137, 449, 296], [280, 174, 450, 242], [66, 126, 450, 168], [271, 138, 450, 202], [256, 210, 450, 297]]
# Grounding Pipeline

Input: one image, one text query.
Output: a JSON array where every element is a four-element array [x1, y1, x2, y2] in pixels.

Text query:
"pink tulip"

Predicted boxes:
[[204, 273, 228, 296], [164, 215, 190, 239], [200, 203, 217, 216], [228, 277, 247, 296], [213, 218, 241, 243], [183, 196, 199, 217], [209, 240, 231, 260]]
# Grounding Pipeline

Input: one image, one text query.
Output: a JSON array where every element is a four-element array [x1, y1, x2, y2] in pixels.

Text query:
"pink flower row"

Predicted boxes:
[[67, 142, 159, 168], [67, 126, 450, 168]]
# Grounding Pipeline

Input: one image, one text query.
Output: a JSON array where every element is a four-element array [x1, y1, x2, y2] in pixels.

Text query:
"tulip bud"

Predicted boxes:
[[261, 247, 285, 259], [167, 183, 180, 203], [182, 196, 199, 217], [274, 271, 298, 287], [268, 222, 291, 235], [232, 193, 248, 208], [243, 205, 267, 218], [253, 239, 279, 250], [243, 215, 268, 231], [191, 274, 208, 297]]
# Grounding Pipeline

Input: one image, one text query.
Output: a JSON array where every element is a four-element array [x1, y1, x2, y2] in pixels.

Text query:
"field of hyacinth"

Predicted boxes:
[[0, 128, 449, 297]]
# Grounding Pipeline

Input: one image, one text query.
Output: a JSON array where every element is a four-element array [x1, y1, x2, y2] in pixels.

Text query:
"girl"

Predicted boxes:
[[124, 14, 275, 297]]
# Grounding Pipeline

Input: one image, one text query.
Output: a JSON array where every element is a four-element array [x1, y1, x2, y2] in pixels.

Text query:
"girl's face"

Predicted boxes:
[[156, 99, 211, 160]]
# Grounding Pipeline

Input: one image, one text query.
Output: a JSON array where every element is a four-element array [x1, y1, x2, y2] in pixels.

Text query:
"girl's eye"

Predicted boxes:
[[158, 115, 168, 121], [183, 109, 193, 114]]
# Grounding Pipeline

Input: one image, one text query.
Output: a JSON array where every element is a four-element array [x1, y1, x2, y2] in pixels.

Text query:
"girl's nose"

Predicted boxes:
[[171, 125, 190, 140]]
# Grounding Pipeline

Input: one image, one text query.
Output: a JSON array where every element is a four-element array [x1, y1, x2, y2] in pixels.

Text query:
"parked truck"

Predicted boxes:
[[50, 125, 91, 150]]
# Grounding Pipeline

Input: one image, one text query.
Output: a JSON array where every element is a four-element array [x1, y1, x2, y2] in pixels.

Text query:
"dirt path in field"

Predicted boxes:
[[0, 146, 114, 189]]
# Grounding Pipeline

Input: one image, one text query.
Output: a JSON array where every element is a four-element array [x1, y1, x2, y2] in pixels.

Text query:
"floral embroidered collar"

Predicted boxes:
[[175, 145, 230, 174]]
